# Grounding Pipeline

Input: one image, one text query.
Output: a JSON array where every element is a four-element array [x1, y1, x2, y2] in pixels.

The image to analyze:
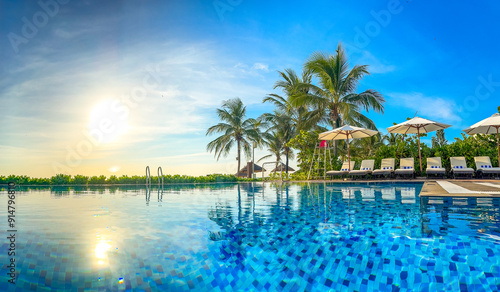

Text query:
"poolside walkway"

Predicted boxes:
[[421, 180, 500, 197]]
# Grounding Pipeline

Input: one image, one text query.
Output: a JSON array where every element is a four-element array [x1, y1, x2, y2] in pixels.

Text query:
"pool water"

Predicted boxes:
[[1, 183, 499, 291]]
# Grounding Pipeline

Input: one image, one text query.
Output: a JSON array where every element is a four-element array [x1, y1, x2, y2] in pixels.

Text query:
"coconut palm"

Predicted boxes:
[[263, 68, 322, 133], [295, 43, 385, 155], [383, 132, 401, 146], [259, 110, 296, 174], [350, 133, 383, 158], [303, 43, 385, 127], [258, 131, 285, 163], [206, 98, 261, 175]]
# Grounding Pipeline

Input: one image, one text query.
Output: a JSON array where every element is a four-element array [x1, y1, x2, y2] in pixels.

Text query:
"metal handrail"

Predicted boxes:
[[157, 166, 164, 188], [261, 161, 282, 181], [145, 166, 151, 186]]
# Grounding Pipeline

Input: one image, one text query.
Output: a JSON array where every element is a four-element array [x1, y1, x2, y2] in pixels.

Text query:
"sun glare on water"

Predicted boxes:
[[88, 99, 129, 144]]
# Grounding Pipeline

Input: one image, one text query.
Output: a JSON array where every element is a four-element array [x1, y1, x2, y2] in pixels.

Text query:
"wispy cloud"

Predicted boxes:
[[343, 44, 396, 74], [0, 36, 273, 176], [252, 63, 270, 71], [387, 92, 462, 124]]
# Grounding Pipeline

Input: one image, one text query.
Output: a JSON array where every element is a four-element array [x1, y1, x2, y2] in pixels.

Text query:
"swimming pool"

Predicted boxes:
[[1, 182, 499, 291]]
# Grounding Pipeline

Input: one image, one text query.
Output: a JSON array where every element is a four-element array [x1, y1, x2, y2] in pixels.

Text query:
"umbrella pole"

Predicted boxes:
[[417, 127, 422, 173], [347, 134, 351, 171], [497, 127, 500, 167], [324, 141, 326, 179]]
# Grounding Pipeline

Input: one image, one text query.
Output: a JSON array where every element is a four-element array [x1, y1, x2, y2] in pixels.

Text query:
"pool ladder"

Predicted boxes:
[[145, 166, 164, 187], [146, 166, 164, 203], [146, 166, 151, 186]]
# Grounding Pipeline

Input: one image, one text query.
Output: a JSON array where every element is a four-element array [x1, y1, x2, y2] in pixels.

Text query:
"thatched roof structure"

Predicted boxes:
[[270, 162, 295, 172], [236, 164, 265, 177]]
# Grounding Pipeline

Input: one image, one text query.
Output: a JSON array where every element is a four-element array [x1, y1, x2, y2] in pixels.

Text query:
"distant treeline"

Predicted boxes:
[[0, 174, 257, 185]]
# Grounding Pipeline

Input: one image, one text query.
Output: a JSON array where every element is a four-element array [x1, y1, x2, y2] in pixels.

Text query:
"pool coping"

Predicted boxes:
[[275, 179, 500, 198], [420, 180, 500, 197]]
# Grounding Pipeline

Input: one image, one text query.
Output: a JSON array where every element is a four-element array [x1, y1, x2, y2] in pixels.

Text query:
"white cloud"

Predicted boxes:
[[0, 39, 275, 176], [252, 63, 269, 71], [388, 92, 462, 123]]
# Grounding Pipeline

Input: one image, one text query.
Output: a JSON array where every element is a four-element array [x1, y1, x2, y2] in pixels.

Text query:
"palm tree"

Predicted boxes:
[[263, 68, 322, 133], [259, 110, 295, 174], [296, 42, 385, 154], [206, 98, 261, 175], [258, 131, 285, 163], [431, 129, 447, 148], [383, 132, 401, 146], [351, 134, 383, 158]]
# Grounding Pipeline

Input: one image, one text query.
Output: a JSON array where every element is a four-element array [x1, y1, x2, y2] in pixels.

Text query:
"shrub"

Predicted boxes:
[[51, 174, 71, 185], [73, 175, 89, 185]]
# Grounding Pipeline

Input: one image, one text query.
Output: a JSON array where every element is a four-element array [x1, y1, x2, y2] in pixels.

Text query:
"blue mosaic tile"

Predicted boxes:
[[1, 183, 500, 291]]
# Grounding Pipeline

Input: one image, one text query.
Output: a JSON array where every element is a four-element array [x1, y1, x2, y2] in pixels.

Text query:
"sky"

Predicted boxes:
[[1, 0, 500, 178]]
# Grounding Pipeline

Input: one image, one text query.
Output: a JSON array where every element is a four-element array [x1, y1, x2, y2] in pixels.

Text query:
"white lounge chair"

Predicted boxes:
[[450, 157, 474, 179], [349, 159, 375, 179], [474, 156, 500, 178], [372, 158, 395, 178], [394, 158, 415, 178], [326, 161, 355, 178], [426, 157, 446, 178]]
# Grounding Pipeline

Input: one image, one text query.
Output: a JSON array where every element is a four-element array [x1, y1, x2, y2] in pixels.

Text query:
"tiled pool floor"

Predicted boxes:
[[1, 183, 499, 291]]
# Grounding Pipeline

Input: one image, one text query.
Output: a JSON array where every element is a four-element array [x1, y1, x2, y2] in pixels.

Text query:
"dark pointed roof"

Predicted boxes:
[[270, 162, 295, 172], [236, 164, 265, 177]]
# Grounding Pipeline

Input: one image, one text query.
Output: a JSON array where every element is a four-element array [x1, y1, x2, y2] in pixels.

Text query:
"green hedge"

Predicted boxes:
[[0, 174, 256, 185], [290, 131, 499, 178]]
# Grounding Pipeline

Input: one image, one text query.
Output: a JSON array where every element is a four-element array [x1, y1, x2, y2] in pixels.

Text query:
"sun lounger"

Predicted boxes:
[[372, 158, 395, 178], [394, 158, 415, 178], [349, 159, 375, 179], [326, 161, 355, 178], [450, 157, 474, 179], [426, 157, 446, 178], [474, 156, 500, 178]]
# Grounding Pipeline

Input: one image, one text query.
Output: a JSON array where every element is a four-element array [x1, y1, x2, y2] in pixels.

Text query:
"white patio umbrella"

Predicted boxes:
[[387, 117, 451, 172], [319, 125, 379, 171], [463, 113, 500, 165]]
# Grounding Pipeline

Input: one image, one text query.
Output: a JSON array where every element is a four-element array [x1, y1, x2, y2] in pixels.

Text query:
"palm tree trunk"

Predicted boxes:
[[331, 112, 341, 156], [285, 150, 289, 175], [237, 139, 241, 176]]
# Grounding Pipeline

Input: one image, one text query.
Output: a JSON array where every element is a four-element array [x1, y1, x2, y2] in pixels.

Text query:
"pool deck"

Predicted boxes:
[[290, 178, 500, 197], [420, 180, 500, 197]]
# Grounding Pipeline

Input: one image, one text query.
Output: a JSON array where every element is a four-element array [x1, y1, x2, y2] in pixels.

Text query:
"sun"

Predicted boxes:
[[88, 99, 129, 144]]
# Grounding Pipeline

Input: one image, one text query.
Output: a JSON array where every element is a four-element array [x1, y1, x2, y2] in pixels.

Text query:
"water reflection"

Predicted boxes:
[[421, 196, 500, 239], [145, 184, 151, 204], [95, 240, 112, 266], [206, 182, 426, 275], [4, 182, 500, 291]]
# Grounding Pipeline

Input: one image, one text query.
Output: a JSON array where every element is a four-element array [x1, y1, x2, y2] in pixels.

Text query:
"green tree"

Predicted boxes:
[[264, 68, 321, 133], [258, 131, 284, 163], [431, 129, 447, 148], [259, 111, 296, 174], [298, 42, 385, 154], [206, 98, 261, 175], [89, 175, 106, 185], [107, 175, 118, 184], [51, 174, 71, 185], [350, 134, 383, 158], [73, 175, 89, 185]]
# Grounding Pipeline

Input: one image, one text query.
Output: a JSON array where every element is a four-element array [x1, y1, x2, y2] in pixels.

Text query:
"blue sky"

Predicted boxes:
[[1, 0, 500, 177]]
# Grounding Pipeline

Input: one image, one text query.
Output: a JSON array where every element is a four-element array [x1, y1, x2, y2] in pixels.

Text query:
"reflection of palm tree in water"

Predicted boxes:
[[207, 184, 263, 269], [206, 183, 352, 276]]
